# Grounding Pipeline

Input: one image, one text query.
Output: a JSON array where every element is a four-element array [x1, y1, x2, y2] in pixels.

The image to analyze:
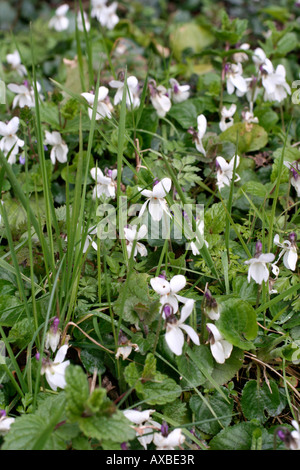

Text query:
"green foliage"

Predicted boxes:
[[209, 422, 265, 450], [216, 298, 258, 350], [206, 347, 244, 387], [2, 394, 67, 450], [114, 271, 160, 324], [214, 10, 248, 45], [176, 345, 214, 389], [220, 123, 268, 154], [124, 353, 182, 405], [65, 365, 136, 444], [241, 380, 287, 423], [190, 387, 234, 436], [0, 0, 300, 452], [169, 22, 215, 61]]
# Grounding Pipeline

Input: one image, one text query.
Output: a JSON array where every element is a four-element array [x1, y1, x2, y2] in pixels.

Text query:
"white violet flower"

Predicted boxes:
[[290, 421, 300, 450], [83, 226, 98, 253], [115, 343, 139, 360], [91, 0, 108, 21], [150, 273, 189, 314], [274, 233, 298, 271], [124, 224, 148, 259], [206, 323, 233, 364], [7, 82, 35, 109], [138, 177, 171, 222], [219, 104, 237, 132], [203, 285, 220, 321], [90, 167, 117, 199], [6, 50, 27, 77], [215, 155, 240, 190], [153, 428, 185, 450], [77, 10, 91, 32], [242, 109, 259, 125], [148, 81, 172, 118], [109, 75, 140, 109], [233, 43, 250, 63], [195, 114, 207, 155], [0, 117, 24, 164], [225, 63, 248, 96], [94, 2, 119, 29], [44, 130, 68, 164], [0, 410, 15, 436], [116, 331, 139, 360], [39, 345, 70, 392], [49, 4, 70, 32], [284, 161, 300, 197], [252, 47, 267, 67], [123, 409, 160, 450], [188, 114, 207, 156], [244, 241, 275, 285], [183, 214, 208, 256], [277, 420, 300, 450], [45, 317, 61, 353], [168, 78, 190, 103], [81, 88, 112, 120], [260, 60, 291, 103], [164, 300, 200, 356]]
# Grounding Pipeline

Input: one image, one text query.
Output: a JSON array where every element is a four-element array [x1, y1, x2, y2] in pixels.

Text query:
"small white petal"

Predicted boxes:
[[150, 277, 170, 295], [165, 326, 185, 356], [123, 409, 155, 425], [169, 275, 186, 294], [179, 299, 195, 323], [179, 324, 199, 345]]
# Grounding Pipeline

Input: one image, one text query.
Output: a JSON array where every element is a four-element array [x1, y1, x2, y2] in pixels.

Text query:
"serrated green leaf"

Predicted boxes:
[[124, 354, 182, 405], [162, 400, 188, 425], [276, 32, 298, 56], [241, 380, 287, 423], [65, 365, 89, 421], [78, 411, 136, 443], [206, 347, 244, 387], [169, 23, 215, 61], [220, 123, 268, 153], [114, 272, 159, 324], [0, 295, 24, 327], [141, 373, 182, 405], [204, 203, 227, 235], [261, 381, 287, 417], [79, 348, 106, 375], [168, 97, 216, 129], [176, 345, 213, 389], [216, 298, 258, 350], [232, 277, 258, 305], [241, 181, 268, 198], [209, 422, 262, 450], [2, 394, 66, 450], [7, 318, 34, 348], [86, 388, 108, 414], [241, 380, 267, 423], [142, 353, 156, 381], [190, 387, 234, 435]]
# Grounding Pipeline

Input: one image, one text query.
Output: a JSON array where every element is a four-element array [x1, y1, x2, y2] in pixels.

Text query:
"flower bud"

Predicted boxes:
[[163, 303, 173, 319], [289, 232, 297, 243], [203, 286, 220, 320], [255, 240, 262, 256], [161, 421, 169, 437]]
